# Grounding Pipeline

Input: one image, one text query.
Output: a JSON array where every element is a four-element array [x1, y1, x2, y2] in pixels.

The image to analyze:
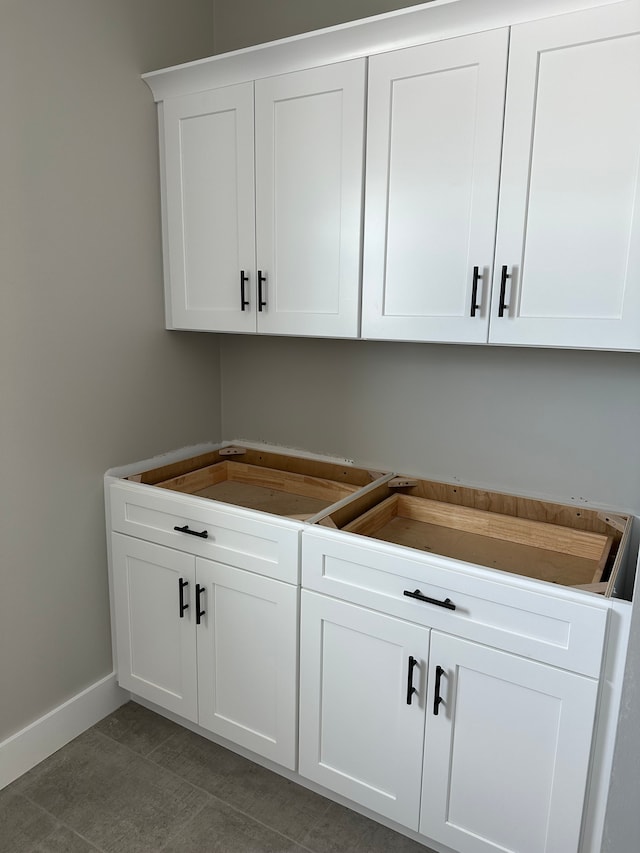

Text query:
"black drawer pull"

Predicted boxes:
[[433, 665, 445, 716], [258, 270, 267, 311], [174, 524, 208, 539], [178, 578, 189, 618], [240, 270, 249, 311], [470, 265, 482, 317], [498, 265, 511, 317], [195, 584, 205, 625], [403, 589, 456, 611], [406, 656, 419, 705]]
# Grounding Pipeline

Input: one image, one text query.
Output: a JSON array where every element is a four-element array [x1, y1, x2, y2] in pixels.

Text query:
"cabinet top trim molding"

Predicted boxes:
[[142, 0, 626, 101]]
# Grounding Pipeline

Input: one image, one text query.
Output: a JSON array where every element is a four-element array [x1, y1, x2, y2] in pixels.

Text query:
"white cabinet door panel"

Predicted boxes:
[[196, 559, 298, 769], [362, 30, 508, 342], [255, 60, 366, 337], [491, 3, 640, 349], [421, 632, 599, 853], [111, 534, 198, 721], [299, 591, 429, 829], [162, 83, 256, 331]]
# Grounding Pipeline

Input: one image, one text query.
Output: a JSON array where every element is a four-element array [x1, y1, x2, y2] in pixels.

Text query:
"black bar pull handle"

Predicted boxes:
[[174, 524, 209, 540], [178, 578, 189, 618], [433, 665, 445, 716], [470, 266, 482, 317], [195, 584, 205, 625], [498, 265, 511, 317], [403, 589, 456, 611], [257, 270, 267, 312], [406, 656, 419, 705], [240, 270, 249, 311]]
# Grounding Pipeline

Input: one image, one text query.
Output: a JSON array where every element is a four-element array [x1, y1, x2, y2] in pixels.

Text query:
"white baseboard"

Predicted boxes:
[[0, 673, 129, 790]]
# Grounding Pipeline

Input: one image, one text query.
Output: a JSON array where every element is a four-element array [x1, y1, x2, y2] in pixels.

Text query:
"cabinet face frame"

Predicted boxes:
[[362, 28, 509, 344]]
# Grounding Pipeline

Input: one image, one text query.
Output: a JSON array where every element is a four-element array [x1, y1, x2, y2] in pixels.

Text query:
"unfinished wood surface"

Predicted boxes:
[[157, 461, 230, 494], [346, 494, 610, 561], [193, 481, 329, 517], [218, 446, 247, 457], [323, 481, 397, 531], [132, 446, 380, 488], [597, 512, 628, 533], [155, 460, 361, 518], [343, 493, 614, 588], [398, 478, 626, 536], [373, 516, 609, 587]]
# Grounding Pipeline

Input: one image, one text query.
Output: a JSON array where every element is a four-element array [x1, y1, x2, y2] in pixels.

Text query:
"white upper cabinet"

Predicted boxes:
[[162, 83, 256, 332], [148, 0, 640, 349], [362, 30, 509, 343], [255, 61, 366, 337], [159, 60, 365, 337], [490, 2, 640, 350]]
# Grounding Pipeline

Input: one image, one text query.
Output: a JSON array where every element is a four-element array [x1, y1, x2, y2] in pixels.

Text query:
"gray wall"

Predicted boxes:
[[212, 0, 425, 53], [0, 0, 219, 742], [221, 337, 640, 511], [212, 2, 640, 851]]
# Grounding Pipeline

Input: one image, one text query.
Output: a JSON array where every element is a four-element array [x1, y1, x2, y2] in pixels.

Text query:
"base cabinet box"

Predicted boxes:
[[111, 532, 299, 768], [107, 443, 635, 853], [298, 587, 601, 853]]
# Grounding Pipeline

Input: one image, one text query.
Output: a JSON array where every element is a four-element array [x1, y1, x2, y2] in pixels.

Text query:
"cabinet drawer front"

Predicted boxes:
[[110, 482, 300, 583], [302, 530, 608, 677]]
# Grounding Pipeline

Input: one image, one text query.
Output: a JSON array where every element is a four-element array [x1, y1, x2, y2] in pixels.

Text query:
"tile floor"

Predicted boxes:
[[1, 702, 435, 853]]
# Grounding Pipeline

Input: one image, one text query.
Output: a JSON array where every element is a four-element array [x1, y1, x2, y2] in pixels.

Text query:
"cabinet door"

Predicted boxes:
[[111, 534, 198, 721], [255, 60, 366, 337], [162, 83, 256, 332], [420, 632, 599, 853], [299, 591, 429, 829], [491, 3, 640, 350], [362, 29, 508, 343], [196, 559, 298, 770]]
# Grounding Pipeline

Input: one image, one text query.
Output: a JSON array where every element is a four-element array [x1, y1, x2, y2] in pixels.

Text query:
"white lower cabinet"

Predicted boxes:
[[421, 632, 599, 853], [111, 532, 298, 769], [196, 558, 298, 767], [112, 534, 199, 722], [299, 591, 430, 829], [298, 586, 601, 853]]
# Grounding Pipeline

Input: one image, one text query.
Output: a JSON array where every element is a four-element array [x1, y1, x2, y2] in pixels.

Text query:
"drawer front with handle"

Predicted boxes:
[[302, 528, 609, 677], [110, 481, 300, 583]]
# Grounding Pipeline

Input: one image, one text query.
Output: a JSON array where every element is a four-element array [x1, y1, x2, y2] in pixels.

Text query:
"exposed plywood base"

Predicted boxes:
[[194, 480, 331, 518], [154, 459, 362, 520], [339, 487, 626, 594], [362, 515, 608, 587]]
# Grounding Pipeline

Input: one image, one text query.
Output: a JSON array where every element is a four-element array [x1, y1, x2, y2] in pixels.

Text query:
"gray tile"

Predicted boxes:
[[301, 802, 433, 853], [19, 729, 209, 853], [161, 798, 306, 853], [150, 729, 330, 842], [0, 790, 57, 853], [94, 701, 182, 756], [32, 824, 101, 852]]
